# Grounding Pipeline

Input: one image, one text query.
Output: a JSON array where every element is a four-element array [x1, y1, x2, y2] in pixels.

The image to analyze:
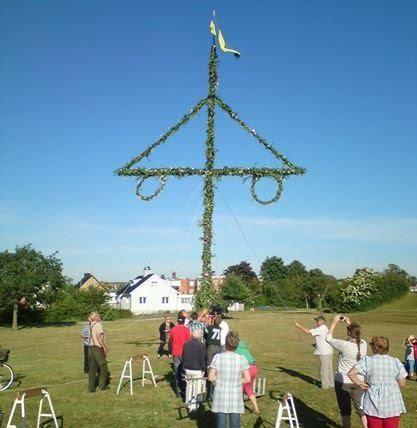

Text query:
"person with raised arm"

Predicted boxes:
[[326, 315, 367, 428]]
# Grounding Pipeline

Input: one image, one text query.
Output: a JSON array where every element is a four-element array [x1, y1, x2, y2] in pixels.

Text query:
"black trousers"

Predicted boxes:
[[83, 344, 89, 374], [158, 340, 172, 356]]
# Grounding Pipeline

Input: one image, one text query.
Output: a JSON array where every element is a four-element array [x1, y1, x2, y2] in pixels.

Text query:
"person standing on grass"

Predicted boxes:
[[326, 315, 367, 428], [188, 311, 208, 341], [182, 328, 207, 412], [206, 315, 222, 366], [169, 315, 191, 397], [208, 331, 250, 428], [80, 316, 91, 374], [294, 315, 334, 389], [88, 311, 109, 392], [157, 316, 175, 359], [348, 336, 407, 428], [404, 335, 415, 378], [235, 338, 260, 414], [219, 314, 229, 353]]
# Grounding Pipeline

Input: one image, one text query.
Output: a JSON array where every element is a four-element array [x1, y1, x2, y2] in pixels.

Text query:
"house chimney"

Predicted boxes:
[[172, 271, 177, 279], [143, 265, 151, 276]]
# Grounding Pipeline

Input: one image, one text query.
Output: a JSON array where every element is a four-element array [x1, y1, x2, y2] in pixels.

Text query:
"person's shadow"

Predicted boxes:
[[276, 366, 319, 387], [292, 396, 341, 428]]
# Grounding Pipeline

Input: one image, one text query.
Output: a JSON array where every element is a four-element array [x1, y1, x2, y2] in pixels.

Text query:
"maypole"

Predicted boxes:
[[116, 18, 306, 309]]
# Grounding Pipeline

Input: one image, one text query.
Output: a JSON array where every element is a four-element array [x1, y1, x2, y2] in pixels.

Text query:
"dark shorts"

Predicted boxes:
[[335, 380, 365, 417]]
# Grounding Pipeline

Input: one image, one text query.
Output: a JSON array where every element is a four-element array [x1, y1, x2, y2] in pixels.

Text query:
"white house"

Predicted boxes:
[[116, 268, 194, 314]]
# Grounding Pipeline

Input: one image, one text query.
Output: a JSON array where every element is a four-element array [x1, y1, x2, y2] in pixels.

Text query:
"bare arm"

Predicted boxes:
[[208, 367, 216, 382], [97, 333, 107, 355], [397, 378, 406, 388], [328, 315, 342, 336], [294, 322, 311, 335], [242, 368, 250, 384], [347, 367, 368, 390]]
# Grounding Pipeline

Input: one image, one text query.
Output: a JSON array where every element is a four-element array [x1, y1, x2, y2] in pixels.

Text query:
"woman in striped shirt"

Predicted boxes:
[[326, 315, 368, 428]]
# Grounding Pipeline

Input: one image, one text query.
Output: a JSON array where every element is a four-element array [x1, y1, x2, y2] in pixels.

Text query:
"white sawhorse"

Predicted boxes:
[[275, 392, 299, 428], [142, 355, 157, 387], [184, 375, 206, 412], [253, 377, 266, 397], [6, 387, 59, 428], [116, 355, 157, 395], [116, 356, 135, 395]]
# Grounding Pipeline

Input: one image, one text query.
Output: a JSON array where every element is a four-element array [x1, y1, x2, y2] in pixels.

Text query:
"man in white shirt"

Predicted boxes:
[[219, 315, 229, 352], [294, 315, 334, 389]]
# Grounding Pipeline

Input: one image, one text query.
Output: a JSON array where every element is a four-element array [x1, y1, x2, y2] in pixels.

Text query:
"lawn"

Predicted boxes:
[[1, 294, 417, 427]]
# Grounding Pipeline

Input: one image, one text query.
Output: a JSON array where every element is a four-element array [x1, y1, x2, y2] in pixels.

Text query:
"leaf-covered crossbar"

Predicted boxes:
[[116, 43, 305, 308]]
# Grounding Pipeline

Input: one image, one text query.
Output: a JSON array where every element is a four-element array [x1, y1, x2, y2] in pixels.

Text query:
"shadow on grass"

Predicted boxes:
[[292, 396, 341, 428], [18, 322, 77, 330], [163, 369, 184, 398], [267, 390, 341, 428], [125, 341, 159, 347], [177, 404, 216, 428], [276, 366, 320, 387], [253, 416, 275, 427], [12, 373, 25, 388], [39, 415, 64, 427]]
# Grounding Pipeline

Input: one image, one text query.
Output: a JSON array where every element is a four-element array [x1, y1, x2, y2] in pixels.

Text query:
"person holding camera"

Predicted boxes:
[[326, 315, 367, 428], [294, 315, 334, 389]]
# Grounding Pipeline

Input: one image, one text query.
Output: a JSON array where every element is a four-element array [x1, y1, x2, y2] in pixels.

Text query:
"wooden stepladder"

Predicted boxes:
[[116, 354, 157, 395], [275, 392, 299, 428], [6, 387, 59, 428]]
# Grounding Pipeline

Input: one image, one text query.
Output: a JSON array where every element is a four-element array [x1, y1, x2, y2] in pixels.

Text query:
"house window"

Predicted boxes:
[[162, 297, 169, 304], [181, 297, 191, 304], [139, 297, 147, 304]]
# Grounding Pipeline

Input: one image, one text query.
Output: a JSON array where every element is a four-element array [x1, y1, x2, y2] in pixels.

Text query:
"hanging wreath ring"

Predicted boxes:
[[136, 176, 168, 201], [250, 175, 283, 205]]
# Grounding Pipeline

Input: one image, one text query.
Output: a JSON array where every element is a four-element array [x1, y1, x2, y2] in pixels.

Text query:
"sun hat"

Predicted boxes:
[[314, 315, 326, 322]]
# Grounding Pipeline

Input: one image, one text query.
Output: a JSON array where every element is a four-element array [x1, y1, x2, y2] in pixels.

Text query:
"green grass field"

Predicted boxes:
[[1, 294, 417, 428]]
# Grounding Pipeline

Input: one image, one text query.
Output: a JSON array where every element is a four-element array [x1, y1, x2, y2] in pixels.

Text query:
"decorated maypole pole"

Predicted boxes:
[[116, 16, 305, 309]]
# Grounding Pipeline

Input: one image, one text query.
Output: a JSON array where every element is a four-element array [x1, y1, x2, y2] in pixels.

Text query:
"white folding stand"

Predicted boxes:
[[275, 392, 299, 428], [142, 355, 157, 387], [7, 387, 59, 428], [116, 356, 134, 395], [37, 390, 59, 428], [184, 375, 206, 411], [116, 354, 157, 395], [253, 377, 266, 397]]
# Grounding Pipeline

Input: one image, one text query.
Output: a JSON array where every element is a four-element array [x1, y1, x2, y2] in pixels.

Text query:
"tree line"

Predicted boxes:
[[220, 258, 416, 312], [0, 245, 415, 329]]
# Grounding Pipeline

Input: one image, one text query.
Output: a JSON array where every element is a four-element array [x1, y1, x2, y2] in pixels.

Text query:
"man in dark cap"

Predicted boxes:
[[294, 315, 334, 389]]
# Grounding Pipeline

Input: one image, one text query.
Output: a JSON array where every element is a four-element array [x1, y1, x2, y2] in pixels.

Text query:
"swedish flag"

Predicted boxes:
[[209, 19, 240, 58]]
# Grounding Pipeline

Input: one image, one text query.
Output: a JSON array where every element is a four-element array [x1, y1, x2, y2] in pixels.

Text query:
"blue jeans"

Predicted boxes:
[[216, 413, 240, 428]]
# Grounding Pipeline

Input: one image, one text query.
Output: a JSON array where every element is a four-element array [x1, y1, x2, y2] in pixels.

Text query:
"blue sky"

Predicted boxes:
[[1, 1, 416, 282]]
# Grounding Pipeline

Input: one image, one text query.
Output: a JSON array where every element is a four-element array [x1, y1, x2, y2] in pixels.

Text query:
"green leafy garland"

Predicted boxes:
[[116, 41, 305, 309]]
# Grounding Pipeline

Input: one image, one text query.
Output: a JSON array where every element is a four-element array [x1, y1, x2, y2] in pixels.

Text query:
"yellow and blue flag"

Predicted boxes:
[[209, 19, 240, 58]]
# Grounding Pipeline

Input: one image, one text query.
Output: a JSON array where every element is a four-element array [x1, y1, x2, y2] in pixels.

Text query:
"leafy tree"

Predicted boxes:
[[384, 264, 408, 278], [44, 286, 114, 322], [341, 268, 379, 310], [0, 245, 67, 329], [220, 274, 251, 307], [287, 260, 308, 279], [260, 256, 287, 283], [223, 261, 257, 282], [303, 269, 339, 310]]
